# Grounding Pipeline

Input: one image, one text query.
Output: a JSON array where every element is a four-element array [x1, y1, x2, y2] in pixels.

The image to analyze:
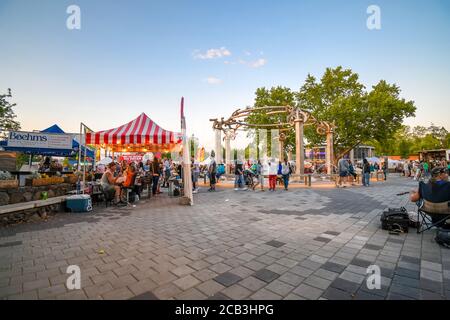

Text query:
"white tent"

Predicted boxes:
[[97, 157, 113, 165]]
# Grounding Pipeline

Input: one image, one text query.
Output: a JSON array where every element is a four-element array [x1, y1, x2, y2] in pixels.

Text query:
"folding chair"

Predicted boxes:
[[120, 173, 137, 206], [416, 199, 450, 233]]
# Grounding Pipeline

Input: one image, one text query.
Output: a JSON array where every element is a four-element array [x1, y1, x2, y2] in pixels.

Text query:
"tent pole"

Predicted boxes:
[[77, 122, 82, 171], [82, 124, 86, 194]]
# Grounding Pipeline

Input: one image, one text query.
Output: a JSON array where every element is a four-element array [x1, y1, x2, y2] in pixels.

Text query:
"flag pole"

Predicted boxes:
[[180, 97, 193, 206]]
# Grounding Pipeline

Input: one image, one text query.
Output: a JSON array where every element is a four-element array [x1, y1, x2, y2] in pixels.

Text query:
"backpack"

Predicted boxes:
[[435, 228, 450, 248], [380, 207, 409, 233]]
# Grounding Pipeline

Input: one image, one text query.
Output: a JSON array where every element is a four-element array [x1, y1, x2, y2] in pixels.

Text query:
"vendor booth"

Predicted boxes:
[[85, 113, 182, 153]]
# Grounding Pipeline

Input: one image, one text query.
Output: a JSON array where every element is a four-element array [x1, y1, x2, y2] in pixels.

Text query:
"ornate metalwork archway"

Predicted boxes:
[[210, 106, 336, 175]]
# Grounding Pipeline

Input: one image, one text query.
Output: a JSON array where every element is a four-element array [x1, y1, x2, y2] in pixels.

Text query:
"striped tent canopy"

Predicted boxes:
[[85, 113, 182, 152]]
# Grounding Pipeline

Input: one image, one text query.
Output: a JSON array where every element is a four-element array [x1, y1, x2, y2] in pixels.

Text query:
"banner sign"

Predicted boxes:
[[119, 153, 144, 163], [7, 131, 72, 150]]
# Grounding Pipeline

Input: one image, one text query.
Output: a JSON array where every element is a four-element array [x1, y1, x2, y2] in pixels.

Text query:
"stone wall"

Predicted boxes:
[[0, 183, 75, 206]]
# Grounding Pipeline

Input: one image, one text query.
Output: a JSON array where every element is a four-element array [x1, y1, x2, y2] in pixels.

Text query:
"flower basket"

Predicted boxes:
[[0, 180, 19, 189], [25, 177, 65, 187]]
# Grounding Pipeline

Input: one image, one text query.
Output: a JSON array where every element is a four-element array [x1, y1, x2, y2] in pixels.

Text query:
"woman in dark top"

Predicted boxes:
[[362, 158, 371, 187], [151, 158, 161, 195]]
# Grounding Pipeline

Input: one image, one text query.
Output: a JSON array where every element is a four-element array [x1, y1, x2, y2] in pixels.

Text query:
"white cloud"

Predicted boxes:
[[205, 77, 222, 85], [193, 47, 231, 60], [249, 58, 267, 68], [244, 50, 252, 56]]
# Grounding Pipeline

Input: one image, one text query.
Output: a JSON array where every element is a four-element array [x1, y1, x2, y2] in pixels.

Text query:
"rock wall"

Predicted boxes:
[[0, 183, 75, 206]]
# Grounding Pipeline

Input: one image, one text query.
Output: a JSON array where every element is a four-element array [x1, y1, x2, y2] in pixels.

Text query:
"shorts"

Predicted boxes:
[[339, 171, 348, 177], [210, 174, 217, 184]]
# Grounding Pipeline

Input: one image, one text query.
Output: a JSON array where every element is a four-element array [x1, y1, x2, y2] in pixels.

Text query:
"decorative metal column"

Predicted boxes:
[[325, 126, 334, 175], [295, 119, 305, 174]]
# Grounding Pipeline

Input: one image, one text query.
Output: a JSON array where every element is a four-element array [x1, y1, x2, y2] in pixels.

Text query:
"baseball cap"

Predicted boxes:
[[431, 166, 448, 176]]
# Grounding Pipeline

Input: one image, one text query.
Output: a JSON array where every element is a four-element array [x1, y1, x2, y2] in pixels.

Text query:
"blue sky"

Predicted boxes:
[[0, 0, 449, 149]]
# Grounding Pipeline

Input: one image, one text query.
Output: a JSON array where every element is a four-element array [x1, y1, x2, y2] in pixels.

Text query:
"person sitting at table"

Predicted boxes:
[[101, 162, 122, 205]]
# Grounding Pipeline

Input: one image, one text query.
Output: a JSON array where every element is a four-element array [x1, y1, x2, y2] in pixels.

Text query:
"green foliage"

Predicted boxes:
[[246, 67, 416, 161], [0, 89, 20, 138]]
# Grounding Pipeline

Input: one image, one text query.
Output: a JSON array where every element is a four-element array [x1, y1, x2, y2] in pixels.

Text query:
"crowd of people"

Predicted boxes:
[[100, 157, 182, 206], [400, 159, 450, 181]]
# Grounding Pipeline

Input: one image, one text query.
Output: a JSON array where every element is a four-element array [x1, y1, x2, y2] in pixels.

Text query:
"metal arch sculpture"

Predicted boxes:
[[210, 105, 333, 137], [210, 105, 336, 175]]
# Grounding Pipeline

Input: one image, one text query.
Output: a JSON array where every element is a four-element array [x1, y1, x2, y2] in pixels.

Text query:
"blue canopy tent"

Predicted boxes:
[[0, 124, 95, 158]]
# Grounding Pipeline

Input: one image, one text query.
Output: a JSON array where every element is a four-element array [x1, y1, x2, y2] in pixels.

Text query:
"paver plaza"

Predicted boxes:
[[1, 176, 449, 300]]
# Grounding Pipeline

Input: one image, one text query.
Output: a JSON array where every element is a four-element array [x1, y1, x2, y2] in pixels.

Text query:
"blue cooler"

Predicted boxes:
[[66, 194, 93, 213]]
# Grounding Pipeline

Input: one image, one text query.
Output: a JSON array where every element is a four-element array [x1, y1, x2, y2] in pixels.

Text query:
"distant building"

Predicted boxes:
[[304, 144, 375, 163]]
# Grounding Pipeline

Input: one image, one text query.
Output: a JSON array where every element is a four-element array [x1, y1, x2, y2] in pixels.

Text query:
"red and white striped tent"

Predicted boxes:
[[85, 113, 182, 152]]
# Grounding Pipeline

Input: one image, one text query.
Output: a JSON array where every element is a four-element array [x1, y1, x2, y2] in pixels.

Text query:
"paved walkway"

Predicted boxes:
[[1, 176, 449, 300]]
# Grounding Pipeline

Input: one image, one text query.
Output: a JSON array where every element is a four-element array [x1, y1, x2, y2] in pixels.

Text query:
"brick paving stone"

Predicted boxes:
[[421, 260, 443, 272], [250, 288, 283, 300], [23, 278, 50, 292], [330, 278, 360, 294], [292, 284, 323, 300], [239, 276, 267, 291], [102, 287, 134, 300], [265, 279, 295, 296], [420, 269, 443, 282], [196, 279, 225, 297], [171, 265, 196, 277], [265, 240, 286, 248], [394, 268, 420, 279], [389, 283, 420, 300], [208, 292, 230, 300], [221, 284, 252, 300], [129, 291, 159, 300], [278, 272, 305, 287], [38, 284, 67, 299], [176, 286, 209, 301], [214, 272, 242, 287], [322, 287, 353, 300], [321, 262, 346, 274], [128, 279, 158, 296], [84, 282, 114, 299], [153, 283, 183, 300], [192, 269, 217, 282], [253, 269, 280, 283], [338, 271, 365, 284], [7, 290, 38, 300], [173, 275, 200, 291], [303, 275, 332, 290]]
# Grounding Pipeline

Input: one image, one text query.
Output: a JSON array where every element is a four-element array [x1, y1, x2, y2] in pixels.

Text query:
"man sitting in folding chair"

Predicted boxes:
[[410, 166, 450, 233]]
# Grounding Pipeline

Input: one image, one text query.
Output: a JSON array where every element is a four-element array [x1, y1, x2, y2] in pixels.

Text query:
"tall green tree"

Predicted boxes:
[[0, 88, 20, 138], [297, 67, 416, 161]]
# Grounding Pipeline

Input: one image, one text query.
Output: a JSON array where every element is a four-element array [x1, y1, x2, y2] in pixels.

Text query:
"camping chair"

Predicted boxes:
[[416, 199, 450, 233]]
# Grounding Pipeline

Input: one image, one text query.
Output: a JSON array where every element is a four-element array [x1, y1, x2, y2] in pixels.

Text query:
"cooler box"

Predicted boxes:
[[66, 194, 93, 213]]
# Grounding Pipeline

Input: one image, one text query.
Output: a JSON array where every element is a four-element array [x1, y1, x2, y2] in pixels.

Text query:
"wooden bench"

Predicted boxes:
[[0, 196, 68, 215]]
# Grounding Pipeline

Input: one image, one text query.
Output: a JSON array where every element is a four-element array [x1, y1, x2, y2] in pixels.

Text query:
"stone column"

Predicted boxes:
[[288, 150, 293, 162], [295, 119, 304, 174], [349, 149, 355, 163], [278, 139, 284, 161], [326, 129, 334, 175], [215, 129, 222, 163], [225, 136, 231, 174]]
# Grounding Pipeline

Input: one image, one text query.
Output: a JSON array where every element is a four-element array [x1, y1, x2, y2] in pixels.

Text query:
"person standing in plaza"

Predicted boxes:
[[403, 161, 410, 177], [337, 157, 349, 187], [382, 161, 388, 180], [362, 158, 371, 186], [348, 160, 357, 186], [268, 159, 278, 191], [281, 158, 291, 191], [191, 157, 200, 193], [253, 159, 265, 191], [151, 157, 161, 196], [208, 152, 217, 192], [234, 160, 246, 191]]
